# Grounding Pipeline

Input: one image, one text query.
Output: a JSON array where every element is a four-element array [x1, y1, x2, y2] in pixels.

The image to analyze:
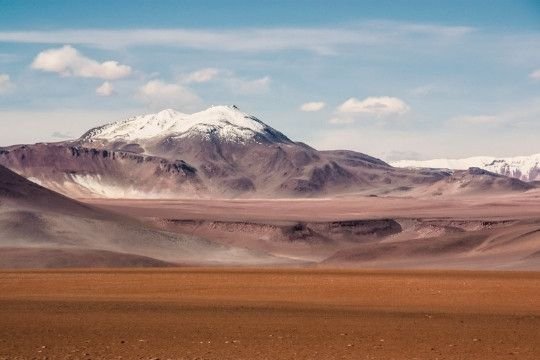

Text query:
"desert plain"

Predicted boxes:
[[1, 192, 540, 359], [0, 268, 539, 360], [1, 156, 540, 360]]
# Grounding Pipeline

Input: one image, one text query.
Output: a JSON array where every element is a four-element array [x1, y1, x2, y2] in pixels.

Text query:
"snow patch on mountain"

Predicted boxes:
[[81, 105, 280, 143], [67, 174, 181, 198], [392, 154, 540, 181]]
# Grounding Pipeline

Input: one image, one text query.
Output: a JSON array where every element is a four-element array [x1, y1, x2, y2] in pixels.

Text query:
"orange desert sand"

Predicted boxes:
[[0, 268, 539, 360]]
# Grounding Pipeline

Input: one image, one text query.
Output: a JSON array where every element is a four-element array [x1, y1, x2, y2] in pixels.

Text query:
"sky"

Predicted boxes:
[[0, 0, 540, 161]]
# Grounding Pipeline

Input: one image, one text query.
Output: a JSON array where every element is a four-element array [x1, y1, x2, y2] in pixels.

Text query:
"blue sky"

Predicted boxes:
[[0, 0, 539, 160]]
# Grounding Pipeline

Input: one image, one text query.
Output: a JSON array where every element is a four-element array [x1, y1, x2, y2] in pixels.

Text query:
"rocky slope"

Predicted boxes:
[[0, 165, 287, 267]]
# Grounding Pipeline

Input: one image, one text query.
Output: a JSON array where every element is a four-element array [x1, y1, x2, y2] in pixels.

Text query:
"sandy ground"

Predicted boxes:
[[83, 191, 540, 222], [0, 268, 539, 360]]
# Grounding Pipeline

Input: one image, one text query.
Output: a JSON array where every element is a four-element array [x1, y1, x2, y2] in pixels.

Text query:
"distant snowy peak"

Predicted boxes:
[[392, 154, 540, 181], [81, 105, 290, 144]]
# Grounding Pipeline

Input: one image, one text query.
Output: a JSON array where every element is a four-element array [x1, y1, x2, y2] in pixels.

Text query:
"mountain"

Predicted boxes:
[[392, 153, 540, 182], [81, 106, 291, 146], [0, 164, 285, 267], [0, 105, 534, 198]]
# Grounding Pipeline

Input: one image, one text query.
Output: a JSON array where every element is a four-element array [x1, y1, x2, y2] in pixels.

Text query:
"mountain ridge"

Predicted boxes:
[[392, 153, 540, 182], [0, 106, 535, 198]]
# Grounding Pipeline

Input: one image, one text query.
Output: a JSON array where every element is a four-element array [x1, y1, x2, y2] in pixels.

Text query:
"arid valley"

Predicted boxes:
[[1, 269, 539, 360], [0, 105, 539, 359], [2, 186, 540, 359], [2, 2, 540, 358], [83, 192, 540, 269]]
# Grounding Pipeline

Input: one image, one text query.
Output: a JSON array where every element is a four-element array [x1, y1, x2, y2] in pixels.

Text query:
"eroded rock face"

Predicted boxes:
[[154, 218, 402, 245]]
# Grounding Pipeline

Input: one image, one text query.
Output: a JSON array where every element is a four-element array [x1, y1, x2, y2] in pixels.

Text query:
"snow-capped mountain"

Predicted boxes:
[[0, 105, 535, 199], [392, 154, 540, 181], [81, 105, 290, 145]]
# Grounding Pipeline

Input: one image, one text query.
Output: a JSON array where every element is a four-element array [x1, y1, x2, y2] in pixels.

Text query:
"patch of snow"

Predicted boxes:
[[67, 174, 178, 199], [392, 154, 540, 181], [82, 105, 273, 144], [27, 177, 43, 186]]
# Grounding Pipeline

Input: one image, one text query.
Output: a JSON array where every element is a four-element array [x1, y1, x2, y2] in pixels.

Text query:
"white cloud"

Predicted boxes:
[[530, 69, 540, 80], [0, 22, 474, 54], [95, 81, 115, 96], [330, 96, 410, 125], [450, 114, 500, 125], [0, 73, 14, 94], [329, 117, 354, 125], [410, 84, 438, 96], [300, 101, 326, 112], [410, 84, 458, 97], [180, 69, 270, 95], [183, 68, 219, 83], [385, 22, 473, 38], [137, 79, 200, 109], [228, 76, 271, 94], [337, 96, 410, 116], [31, 45, 132, 80]]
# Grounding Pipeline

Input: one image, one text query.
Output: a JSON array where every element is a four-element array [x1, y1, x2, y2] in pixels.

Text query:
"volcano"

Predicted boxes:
[[0, 105, 533, 198]]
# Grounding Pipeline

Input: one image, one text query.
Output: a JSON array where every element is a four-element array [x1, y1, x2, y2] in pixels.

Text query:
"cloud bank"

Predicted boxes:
[[183, 68, 220, 83], [0, 22, 474, 54], [300, 102, 326, 112], [337, 97, 410, 116], [95, 81, 115, 96], [137, 79, 200, 110], [31, 45, 132, 80]]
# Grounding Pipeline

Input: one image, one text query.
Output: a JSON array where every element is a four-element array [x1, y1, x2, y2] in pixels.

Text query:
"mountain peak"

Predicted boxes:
[[155, 108, 183, 119], [81, 105, 291, 144], [392, 153, 540, 182]]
